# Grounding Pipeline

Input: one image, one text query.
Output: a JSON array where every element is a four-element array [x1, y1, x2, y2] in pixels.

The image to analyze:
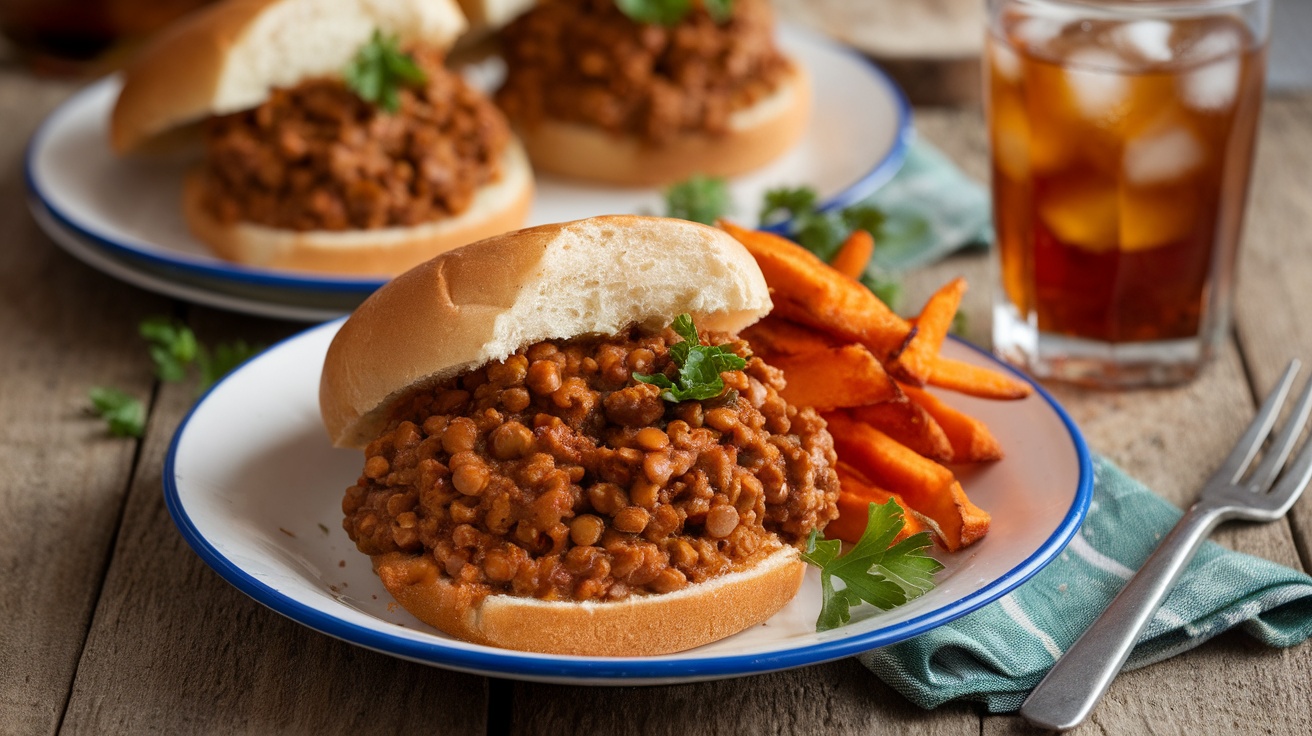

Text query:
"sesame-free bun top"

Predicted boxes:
[[110, 0, 468, 153], [319, 216, 773, 448]]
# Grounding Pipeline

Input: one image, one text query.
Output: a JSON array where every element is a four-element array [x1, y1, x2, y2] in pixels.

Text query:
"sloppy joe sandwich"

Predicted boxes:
[[494, 0, 810, 186], [320, 215, 840, 656], [111, 0, 533, 276]]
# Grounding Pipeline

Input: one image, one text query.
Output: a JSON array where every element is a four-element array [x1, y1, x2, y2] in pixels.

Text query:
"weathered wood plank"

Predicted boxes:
[[0, 73, 171, 736], [59, 310, 489, 735], [511, 659, 979, 736], [1232, 94, 1312, 574]]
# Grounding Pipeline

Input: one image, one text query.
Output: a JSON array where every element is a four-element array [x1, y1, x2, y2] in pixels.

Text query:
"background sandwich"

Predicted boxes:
[[494, 0, 810, 186], [111, 0, 533, 276]]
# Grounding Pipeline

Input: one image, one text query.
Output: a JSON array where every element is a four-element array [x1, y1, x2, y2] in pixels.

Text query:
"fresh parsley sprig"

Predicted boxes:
[[140, 316, 198, 382], [88, 318, 264, 438], [664, 174, 731, 226], [88, 387, 146, 438], [634, 314, 746, 402], [616, 0, 733, 25], [760, 185, 900, 309], [801, 499, 943, 632], [344, 30, 427, 114]]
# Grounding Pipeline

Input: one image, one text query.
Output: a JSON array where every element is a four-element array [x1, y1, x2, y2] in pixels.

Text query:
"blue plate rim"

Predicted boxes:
[[162, 322, 1093, 682], [25, 24, 913, 298]]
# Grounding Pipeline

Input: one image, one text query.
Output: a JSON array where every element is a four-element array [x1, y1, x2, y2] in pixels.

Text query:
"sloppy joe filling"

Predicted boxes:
[[342, 326, 839, 602], [200, 46, 511, 232], [495, 0, 791, 145]]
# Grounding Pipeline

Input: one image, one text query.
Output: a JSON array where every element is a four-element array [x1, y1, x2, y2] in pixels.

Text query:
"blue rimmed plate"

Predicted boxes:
[[27, 24, 911, 314], [164, 323, 1091, 685]]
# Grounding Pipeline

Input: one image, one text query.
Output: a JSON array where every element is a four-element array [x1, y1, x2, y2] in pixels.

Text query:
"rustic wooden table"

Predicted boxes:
[[3, 66, 1311, 734]]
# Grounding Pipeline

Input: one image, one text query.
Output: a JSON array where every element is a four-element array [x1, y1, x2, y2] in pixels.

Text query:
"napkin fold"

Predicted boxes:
[[861, 138, 993, 273], [861, 456, 1312, 713]]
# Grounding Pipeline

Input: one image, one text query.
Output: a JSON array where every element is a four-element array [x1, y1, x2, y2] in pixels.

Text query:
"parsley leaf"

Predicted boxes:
[[664, 174, 731, 225], [198, 340, 262, 392], [88, 387, 146, 438], [759, 186, 818, 227], [139, 316, 198, 382], [634, 313, 746, 402], [951, 310, 968, 337], [702, 0, 734, 23], [757, 185, 901, 308], [616, 0, 733, 25], [861, 272, 903, 312], [344, 30, 427, 113], [800, 499, 943, 632]]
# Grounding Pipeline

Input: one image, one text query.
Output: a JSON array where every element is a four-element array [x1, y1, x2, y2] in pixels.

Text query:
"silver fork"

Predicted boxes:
[[1021, 359, 1312, 732]]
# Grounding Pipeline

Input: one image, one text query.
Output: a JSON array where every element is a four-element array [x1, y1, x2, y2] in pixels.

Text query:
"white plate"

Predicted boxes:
[[165, 322, 1092, 685], [31, 202, 355, 322], [31, 201, 363, 321], [27, 24, 912, 299]]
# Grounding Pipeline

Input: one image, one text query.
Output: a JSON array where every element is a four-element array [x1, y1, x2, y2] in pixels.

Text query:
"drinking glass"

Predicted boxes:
[[986, 0, 1270, 387]]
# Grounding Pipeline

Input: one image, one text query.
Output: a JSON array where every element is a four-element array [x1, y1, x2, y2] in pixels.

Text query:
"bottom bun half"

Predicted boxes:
[[373, 545, 806, 656], [515, 63, 811, 187], [183, 139, 533, 276]]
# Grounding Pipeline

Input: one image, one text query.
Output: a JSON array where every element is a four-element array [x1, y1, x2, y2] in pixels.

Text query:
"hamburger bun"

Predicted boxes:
[[515, 62, 812, 187], [320, 215, 811, 656], [320, 215, 772, 448], [180, 138, 534, 276], [110, 0, 469, 154], [372, 545, 805, 656]]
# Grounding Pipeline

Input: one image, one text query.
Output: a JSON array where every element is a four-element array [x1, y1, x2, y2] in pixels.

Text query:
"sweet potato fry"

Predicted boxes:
[[740, 315, 842, 357], [900, 384, 1004, 463], [719, 221, 913, 364], [828, 229, 875, 280], [927, 356, 1033, 400], [827, 462, 928, 544], [848, 399, 954, 463], [767, 346, 901, 411], [893, 278, 966, 385], [824, 411, 991, 551]]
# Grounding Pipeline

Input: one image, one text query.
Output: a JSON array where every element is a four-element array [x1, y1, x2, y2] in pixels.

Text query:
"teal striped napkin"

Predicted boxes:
[[861, 455, 1312, 713]]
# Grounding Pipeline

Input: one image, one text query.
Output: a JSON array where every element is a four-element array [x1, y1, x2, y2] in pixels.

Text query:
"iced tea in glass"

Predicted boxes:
[[986, 0, 1270, 386]]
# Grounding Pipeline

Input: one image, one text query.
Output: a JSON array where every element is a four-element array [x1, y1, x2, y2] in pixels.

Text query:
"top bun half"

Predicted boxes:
[[320, 216, 773, 448], [111, 0, 468, 153]]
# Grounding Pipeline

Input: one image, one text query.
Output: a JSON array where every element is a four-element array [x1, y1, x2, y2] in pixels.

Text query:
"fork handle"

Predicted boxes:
[[1019, 503, 1228, 731]]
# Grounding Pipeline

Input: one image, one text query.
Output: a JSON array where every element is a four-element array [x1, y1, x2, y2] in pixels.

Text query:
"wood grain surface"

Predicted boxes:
[[1, 72, 1310, 736]]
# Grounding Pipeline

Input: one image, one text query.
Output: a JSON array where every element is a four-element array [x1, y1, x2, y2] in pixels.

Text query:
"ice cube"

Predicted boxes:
[[1038, 178, 1119, 253], [1124, 124, 1205, 185], [1011, 17, 1067, 52], [1120, 188, 1198, 252], [991, 95, 1031, 181], [1063, 49, 1131, 118], [1181, 57, 1241, 111], [990, 40, 1022, 81], [1112, 20, 1175, 63]]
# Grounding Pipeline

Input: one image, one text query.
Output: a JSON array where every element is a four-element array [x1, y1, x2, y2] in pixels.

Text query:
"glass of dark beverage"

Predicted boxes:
[[986, 0, 1270, 387]]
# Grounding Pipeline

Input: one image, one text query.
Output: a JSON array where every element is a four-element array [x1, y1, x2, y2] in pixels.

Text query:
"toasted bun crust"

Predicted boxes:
[[111, 0, 468, 153], [319, 215, 773, 448], [182, 138, 533, 276], [373, 545, 805, 655], [514, 62, 811, 187]]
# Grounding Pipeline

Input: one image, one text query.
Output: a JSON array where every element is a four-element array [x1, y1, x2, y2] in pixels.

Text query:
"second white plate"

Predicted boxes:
[[27, 24, 912, 299]]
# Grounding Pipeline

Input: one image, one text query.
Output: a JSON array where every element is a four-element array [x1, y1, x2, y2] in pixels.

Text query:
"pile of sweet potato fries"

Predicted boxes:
[[721, 222, 1033, 552]]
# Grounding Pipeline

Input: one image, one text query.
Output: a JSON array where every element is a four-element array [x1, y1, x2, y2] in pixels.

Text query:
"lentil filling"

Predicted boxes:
[[495, 0, 791, 145], [342, 325, 839, 603], [200, 46, 511, 232]]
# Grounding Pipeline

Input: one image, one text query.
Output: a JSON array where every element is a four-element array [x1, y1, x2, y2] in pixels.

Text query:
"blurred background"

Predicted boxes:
[[1, 0, 1305, 98]]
